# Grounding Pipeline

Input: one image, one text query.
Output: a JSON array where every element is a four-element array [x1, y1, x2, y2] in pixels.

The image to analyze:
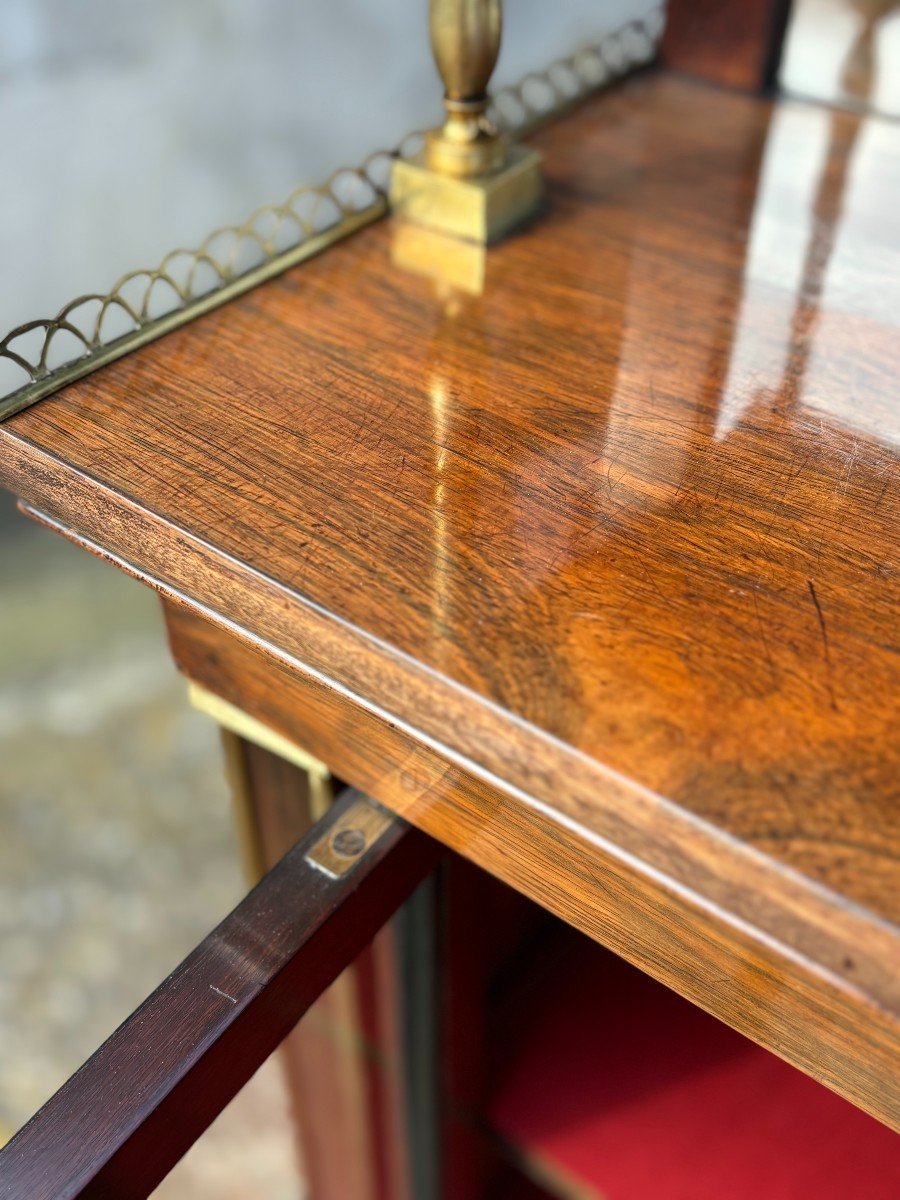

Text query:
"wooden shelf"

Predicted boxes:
[[2, 68, 898, 1125]]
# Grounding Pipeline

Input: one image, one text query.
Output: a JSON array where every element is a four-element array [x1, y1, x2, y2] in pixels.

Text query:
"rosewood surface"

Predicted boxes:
[[2, 73, 898, 1124]]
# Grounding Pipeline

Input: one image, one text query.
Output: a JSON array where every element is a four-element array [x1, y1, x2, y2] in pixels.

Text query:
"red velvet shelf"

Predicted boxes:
[[488, 932, 900, 1200]]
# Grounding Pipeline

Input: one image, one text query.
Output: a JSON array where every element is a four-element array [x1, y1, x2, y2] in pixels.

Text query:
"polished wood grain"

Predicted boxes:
[[662, 0, 792, 89], [2, 72, 899, 1125], [163, 585, 900, 1131], [0, 791, 438, 1200]]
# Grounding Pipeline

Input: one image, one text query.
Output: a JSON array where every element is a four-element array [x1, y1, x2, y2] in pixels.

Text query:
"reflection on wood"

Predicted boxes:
[[0, 791, 437, 1199], [781, 0, 900, 116]]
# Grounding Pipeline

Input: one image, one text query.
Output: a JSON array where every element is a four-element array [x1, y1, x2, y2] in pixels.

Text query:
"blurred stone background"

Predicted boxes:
[[2, 0, 893, 1196]]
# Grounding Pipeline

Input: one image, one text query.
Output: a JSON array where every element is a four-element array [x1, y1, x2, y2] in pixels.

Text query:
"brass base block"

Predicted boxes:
[[389, 145, 542, 245]]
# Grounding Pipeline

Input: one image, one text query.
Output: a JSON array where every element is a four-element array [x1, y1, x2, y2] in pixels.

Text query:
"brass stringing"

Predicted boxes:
[[0, 12, 661, 422]]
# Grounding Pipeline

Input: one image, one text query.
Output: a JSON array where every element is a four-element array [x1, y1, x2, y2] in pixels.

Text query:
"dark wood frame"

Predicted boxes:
[[0, 791, 439, 1200]]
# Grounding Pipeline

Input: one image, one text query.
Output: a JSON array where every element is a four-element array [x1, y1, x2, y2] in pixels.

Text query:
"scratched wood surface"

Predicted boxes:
[[2, 73, 899, 1124]]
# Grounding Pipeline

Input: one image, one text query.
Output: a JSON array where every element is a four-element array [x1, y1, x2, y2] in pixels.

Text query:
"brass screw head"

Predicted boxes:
[[332, 827, 367, 858]]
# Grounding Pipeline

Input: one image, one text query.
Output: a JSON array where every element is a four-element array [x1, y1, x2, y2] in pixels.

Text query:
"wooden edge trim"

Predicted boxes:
[[7, 457, 898, 1017]]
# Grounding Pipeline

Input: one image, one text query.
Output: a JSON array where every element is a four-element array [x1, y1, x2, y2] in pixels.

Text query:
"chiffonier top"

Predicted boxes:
[[2, 72, 898, 1124]]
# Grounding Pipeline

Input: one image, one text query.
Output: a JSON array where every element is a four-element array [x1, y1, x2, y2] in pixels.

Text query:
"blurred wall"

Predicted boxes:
[[0, 0, 647, 338]]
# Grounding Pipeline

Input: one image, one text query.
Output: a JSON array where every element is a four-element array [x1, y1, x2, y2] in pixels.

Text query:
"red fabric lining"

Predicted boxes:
[[488, 934, 899, 1199]]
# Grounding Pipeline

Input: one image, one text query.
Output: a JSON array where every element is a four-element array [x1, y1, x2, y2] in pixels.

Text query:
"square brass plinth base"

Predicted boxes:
[[389, 145, 542, 245]]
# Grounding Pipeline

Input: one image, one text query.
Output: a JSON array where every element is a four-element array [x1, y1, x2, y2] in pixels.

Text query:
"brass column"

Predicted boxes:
[[391, 0, 542, 244]]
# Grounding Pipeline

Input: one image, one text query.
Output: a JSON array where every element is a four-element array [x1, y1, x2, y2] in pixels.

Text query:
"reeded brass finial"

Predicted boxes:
[[390, 0, 542, 245], [426, 0, 505, 178]]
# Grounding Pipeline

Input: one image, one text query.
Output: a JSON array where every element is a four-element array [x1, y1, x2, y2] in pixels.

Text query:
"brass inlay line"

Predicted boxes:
[[188, 681, 333, 822], [0, 157, 406, 424], [0, 12, 661, 423]]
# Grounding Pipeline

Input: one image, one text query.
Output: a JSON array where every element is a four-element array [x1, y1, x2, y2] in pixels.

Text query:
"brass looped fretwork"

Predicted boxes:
[[489, 15, 661, 136], [0, 11, 661, 422]]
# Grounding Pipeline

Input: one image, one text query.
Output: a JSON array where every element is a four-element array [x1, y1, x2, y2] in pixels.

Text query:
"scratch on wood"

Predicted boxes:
[[873, 475, 889, 514], [807, 579, 838, 711], [209, 985, 238, 1005], [752, 589, 778, 688]]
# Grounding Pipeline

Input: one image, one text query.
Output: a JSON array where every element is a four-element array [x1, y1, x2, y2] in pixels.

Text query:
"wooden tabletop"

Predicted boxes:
[[2, 71, 898, 1125]]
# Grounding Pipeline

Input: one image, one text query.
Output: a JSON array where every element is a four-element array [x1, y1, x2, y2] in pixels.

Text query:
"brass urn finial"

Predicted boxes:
[[389, 0, 542, 245], [427, 0, 506, 177]]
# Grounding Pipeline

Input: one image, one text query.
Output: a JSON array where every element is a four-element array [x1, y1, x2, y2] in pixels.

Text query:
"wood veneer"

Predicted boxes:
[[223, 736, 414, 1200], [2, 73, 898, 1125]]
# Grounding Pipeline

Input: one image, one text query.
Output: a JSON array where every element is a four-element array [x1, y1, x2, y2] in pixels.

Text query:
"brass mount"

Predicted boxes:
[[390, 0, 542, 245], [426, 0, 505, 178]]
